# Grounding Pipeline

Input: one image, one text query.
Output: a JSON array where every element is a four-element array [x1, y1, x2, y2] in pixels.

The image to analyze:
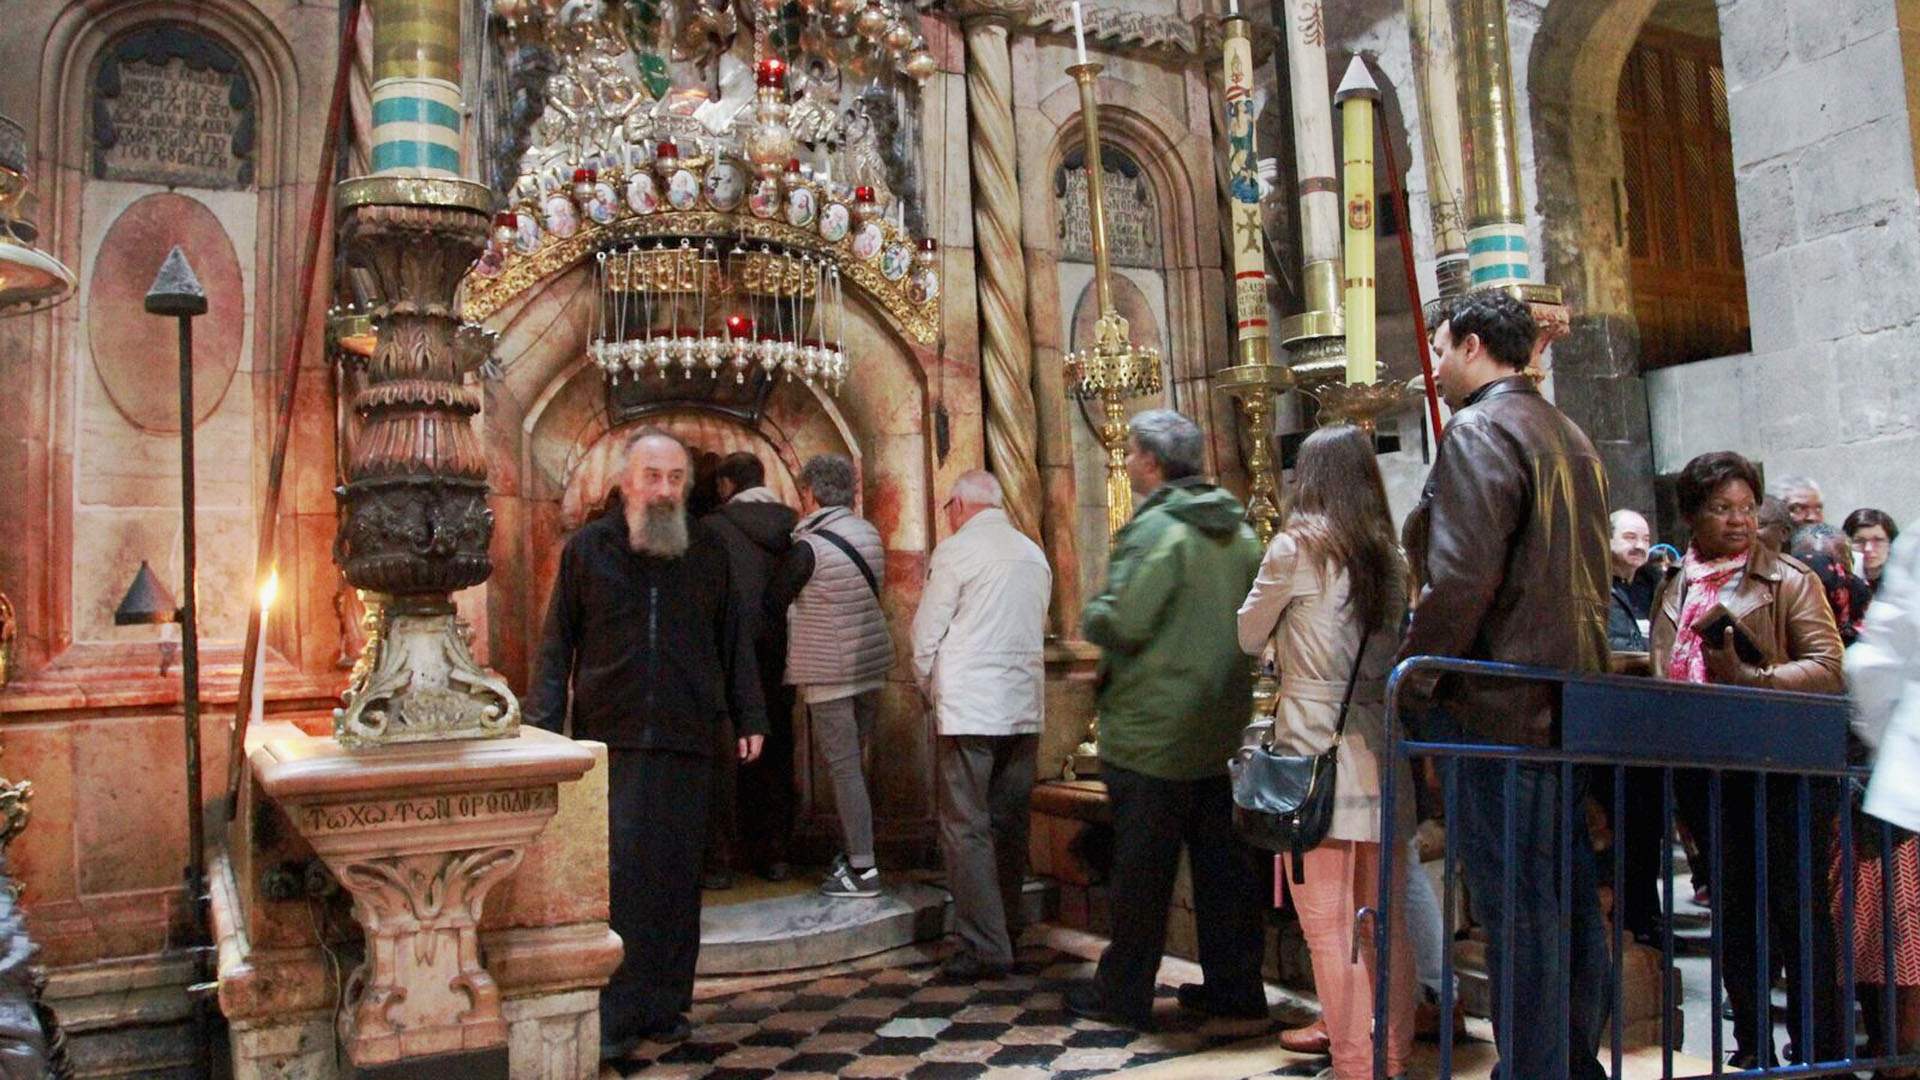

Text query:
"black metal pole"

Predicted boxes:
[[176, 311, 204, 913], [145, 245, 210, 1078]]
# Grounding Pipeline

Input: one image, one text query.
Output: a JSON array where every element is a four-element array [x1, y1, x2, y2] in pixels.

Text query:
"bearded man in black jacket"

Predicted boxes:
[[527, 428, 766, 1060]]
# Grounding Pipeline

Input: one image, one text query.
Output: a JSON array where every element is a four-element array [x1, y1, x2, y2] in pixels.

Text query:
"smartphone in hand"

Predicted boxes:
[[1692, 606, 1768, 666]]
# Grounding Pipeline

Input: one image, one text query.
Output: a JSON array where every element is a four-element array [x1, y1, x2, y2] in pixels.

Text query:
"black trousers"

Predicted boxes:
[[605, 748, 711, 1040], [1592, 765, 1692, 940], [738, 675, 797, 868], [1095, 762, 1264, 1016], [1718, 772, 1845, 1064], [706, 647, 795, 873]]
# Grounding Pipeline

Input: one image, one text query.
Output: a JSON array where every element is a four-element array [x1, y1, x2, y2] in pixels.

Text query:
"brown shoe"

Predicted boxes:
[[1279, 1020, 1330, 1054], [1415, 995, 1469, 1041]]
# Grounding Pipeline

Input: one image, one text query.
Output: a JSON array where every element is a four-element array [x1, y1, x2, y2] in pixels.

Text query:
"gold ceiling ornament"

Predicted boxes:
[[469, 2, 943, 387]]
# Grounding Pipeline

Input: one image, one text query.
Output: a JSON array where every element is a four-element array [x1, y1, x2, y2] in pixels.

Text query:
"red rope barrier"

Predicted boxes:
[[1378, 105, 1446, 440]]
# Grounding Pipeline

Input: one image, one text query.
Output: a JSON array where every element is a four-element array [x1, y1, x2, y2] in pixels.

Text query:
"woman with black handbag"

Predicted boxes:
[[1234, 425, 1417, 1080]]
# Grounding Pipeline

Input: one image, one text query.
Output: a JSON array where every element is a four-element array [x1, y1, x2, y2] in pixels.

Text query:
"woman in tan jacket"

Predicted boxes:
[[1237, 426, 1416, 1080], [1649, 450, 1844, 1070]]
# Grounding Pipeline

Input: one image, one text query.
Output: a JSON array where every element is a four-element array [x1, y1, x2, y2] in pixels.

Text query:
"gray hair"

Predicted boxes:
[[1790, 522, 1849, 561], [949, 470, 1003, 508], [1128, 409, 1205, 480], [1767, 474, 1821, 501], [798, 453, 857, 507]]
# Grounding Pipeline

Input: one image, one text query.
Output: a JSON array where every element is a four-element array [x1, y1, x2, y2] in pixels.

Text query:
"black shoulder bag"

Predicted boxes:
[[814, 528, 880, 599], [1229, 637, 1367, 883]]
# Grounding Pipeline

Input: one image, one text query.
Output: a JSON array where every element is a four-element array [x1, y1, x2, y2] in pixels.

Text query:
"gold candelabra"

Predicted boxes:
[[1214, 362, 1290, 543], [1062, 62, 1162, 543]]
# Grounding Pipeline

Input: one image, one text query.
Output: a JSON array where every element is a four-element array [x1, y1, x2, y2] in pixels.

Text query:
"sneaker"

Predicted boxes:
[[819, 861, 881, 898]]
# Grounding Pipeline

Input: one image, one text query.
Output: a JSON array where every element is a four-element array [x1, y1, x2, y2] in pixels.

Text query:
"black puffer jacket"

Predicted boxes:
[[527, 512, 767, 752]]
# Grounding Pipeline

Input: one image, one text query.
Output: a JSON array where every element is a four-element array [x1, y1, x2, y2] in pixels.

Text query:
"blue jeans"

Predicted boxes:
[[1455, 759, 1610, 1080]]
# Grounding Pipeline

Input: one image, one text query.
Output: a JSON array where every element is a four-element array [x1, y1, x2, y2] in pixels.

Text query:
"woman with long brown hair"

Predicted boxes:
[[1237, 425, 1416, 1080]]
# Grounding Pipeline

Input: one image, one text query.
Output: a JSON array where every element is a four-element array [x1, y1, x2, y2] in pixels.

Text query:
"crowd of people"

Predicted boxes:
[[528, 434, 1053, 1057], [529, 287, 1920, 1079]]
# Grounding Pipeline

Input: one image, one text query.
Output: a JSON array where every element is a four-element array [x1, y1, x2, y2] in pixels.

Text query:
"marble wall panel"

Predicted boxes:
[[284, 372, 335, 519], [4, 722, 77, 907], [288, 510, 345, 675], [73, 714, 187, 897]]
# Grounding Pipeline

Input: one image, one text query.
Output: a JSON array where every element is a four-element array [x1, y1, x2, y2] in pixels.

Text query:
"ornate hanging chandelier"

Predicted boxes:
[[467, 0, 943, 401]]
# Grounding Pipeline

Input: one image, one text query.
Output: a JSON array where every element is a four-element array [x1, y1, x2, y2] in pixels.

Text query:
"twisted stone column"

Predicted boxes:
[[957, 0, 1042, 540]]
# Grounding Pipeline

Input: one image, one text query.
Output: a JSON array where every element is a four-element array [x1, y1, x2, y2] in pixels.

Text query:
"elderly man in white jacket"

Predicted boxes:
[[1849, 517, 1920, 832], [912, 470, 1053, 981]]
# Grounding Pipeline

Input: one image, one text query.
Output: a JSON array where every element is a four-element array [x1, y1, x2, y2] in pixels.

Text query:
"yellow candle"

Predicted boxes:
[[1337, 57, 1381, 385]]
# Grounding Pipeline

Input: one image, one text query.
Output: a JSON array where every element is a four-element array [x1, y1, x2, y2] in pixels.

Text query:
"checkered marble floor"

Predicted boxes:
[[602, 940, 1315, 1079]]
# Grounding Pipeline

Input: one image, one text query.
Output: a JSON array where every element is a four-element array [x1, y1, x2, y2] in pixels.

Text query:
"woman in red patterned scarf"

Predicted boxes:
[[1650, 450, 1846, 1070]]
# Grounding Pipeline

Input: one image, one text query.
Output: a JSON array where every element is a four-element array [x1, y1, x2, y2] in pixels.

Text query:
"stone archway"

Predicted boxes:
[[1529, 0, 1665, 513], [476, 256, 946, 862]]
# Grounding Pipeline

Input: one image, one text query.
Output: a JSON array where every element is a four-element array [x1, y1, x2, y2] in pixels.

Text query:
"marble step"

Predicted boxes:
[[696, 874, 1054, 975]]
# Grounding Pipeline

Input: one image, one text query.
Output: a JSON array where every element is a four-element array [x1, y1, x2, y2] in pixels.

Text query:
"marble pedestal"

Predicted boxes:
[[247, 726, 598, 1073]]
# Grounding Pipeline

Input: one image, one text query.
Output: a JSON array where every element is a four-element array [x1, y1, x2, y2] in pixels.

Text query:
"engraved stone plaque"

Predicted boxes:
[[1057, 145, 1160, 268], [91, 26, 254, 189]]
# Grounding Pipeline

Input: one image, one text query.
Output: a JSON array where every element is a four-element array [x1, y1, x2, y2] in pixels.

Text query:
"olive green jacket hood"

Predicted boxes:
[[1081, 478, 1263, 780]]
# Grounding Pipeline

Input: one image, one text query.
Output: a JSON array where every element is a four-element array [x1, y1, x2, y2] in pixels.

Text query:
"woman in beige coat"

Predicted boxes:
[[1236, 425, 1416, 1080]]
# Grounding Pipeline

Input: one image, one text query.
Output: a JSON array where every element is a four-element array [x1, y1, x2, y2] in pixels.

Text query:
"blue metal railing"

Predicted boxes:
[[1366, 656, 1915, 1080]]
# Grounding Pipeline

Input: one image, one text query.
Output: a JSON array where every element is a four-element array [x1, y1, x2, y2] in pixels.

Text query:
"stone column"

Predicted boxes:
[[1406, 0, 1472, 299], [956, 0, 1043, 542]]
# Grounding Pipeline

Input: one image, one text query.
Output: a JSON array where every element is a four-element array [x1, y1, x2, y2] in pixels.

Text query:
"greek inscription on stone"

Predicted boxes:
[[1058, 162, 1160, 268], [95, 60, 248, 188], [301, 787, 557, 834]]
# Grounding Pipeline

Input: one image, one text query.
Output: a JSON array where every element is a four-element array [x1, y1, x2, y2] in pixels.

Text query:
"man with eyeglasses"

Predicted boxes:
[[1768, 474, 1826, 526]]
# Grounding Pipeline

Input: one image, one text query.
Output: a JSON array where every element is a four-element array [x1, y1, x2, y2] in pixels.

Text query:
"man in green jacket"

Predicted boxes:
[[1065, 409, 1269, 1030]]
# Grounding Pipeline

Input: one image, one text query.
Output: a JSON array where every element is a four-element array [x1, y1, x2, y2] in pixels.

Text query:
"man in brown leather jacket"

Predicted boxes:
[[1398, 289, 1611, 1080]]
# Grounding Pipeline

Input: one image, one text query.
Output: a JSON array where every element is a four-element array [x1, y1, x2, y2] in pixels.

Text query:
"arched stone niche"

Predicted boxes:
[[1020, 62, 1231, 610], [17, 0, 327, 675], [478, 257, 943, 858]]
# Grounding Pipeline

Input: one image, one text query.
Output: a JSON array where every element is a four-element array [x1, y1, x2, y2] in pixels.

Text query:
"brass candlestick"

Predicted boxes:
[[1214, 362, 1290, 543], [1308, 378, 1420, 437], [1062, 60, 1161, 779], [1063, 62, 1162, 544]]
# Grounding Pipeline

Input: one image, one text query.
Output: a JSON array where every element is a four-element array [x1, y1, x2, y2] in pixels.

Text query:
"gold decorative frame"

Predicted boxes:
[[462, 210, 939, 344]]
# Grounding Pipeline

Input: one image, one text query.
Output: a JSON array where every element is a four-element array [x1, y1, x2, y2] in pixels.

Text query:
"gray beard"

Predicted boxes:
[[625, 498, 689, 557]]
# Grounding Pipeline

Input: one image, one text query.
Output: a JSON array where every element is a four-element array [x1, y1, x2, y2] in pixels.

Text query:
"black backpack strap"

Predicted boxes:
[[815, 528, 880, 599]]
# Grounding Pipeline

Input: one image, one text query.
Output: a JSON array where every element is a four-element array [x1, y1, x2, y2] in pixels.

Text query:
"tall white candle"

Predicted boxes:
[[1229, 0, 1240, 15], [1072, 1, 1088, 64]]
